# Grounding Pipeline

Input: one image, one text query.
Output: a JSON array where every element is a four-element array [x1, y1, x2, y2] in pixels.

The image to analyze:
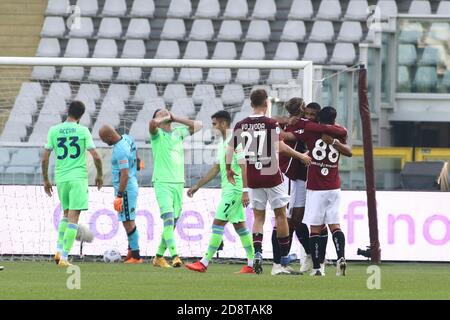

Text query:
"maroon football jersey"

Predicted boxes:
[[293, 121, 348, 190], [231, 115, 283, 188], [279, 122, 307, 181]]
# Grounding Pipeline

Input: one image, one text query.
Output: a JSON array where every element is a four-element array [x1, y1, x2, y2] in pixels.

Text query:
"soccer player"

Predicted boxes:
[[226, 89, 312, 274], [185, 111, 255, 274], [99, 125, 143, 264], [42, 101, 103, 267], [149, 108, 202, 268], [291, 106, 352, 276]]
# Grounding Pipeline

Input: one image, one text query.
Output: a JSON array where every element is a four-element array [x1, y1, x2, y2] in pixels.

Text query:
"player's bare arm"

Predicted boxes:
[[187, 164, 220, 197], [238, 161, 249, 207], [279, 140, 312, 166], [225, 145, 238, 185], [321, 134, 353, 157], [170, 112, 202, 135], [41, 149, 53, 197], [88, 149, 103, 190], [280, 131, 297, 142]]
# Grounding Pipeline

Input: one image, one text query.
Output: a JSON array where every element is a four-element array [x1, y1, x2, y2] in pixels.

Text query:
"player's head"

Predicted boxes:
[[250, 89, 268, 111], [304, 102, 321, 122], [68, 101, 85, 121], [211, 110, 231, 137], [99, 124, 121, 146], [153, 108, 172, 130], [318, 106, 337, 125], [284, 97, 305, 117]]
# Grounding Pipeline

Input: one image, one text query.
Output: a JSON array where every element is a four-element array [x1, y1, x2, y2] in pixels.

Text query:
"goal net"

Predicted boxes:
[[0, 57, 314, 261]]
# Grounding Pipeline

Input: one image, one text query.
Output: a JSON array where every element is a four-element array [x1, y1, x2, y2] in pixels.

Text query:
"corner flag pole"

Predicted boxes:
[[358, 64, 381, 264]]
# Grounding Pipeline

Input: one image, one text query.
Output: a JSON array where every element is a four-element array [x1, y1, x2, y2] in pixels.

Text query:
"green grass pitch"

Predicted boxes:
[[0, 261, 449, 300]]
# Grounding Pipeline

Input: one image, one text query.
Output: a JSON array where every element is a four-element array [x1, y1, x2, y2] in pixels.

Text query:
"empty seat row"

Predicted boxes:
[[399, 22, 450, 44], [398, 66, 450, 93], [398, 44, 448, 67]]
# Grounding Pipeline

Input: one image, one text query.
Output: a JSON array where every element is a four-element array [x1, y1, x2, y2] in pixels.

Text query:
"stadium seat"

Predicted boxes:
[[252, 0, 276, 20], [102, 0, 127, 17], [189, 19, 214, 41], [47, 82, 72, 100], [131, 84, 158, 103], [267, 69, 293, 84], [309, 21, 334, 42], [28, 131, 50, 143], [141, 97, 166, 113], [414, 66, 438, 92], [88, 67, 114, 81], [60, 66, 84, 81], [281, 21, 306, 42], [149, 68, 175, 83], [64, 39, 89, 57], [68, 17, 94, 38], [18, 82, 42, 100], [274, 42, 299, 60], [426, 23, 450, 42], [8, 110, 33, 127], [206, 68, 232, 85], [163, 84, 187, 104], [419, 45, 446, 67], [240, 98, 254, 113], [241, 42, 265, 60], [97, 18, 122, 38], [195, 111, 213, 129], [399, 23, 424, 43], [77, 84, 101, 101], [160, 19, 186, 40], [126, 18, 151, 39], [121, 40, 146, 58], [36, 38, 60, 57], [376, 0, 398, 20], [344, 0, 369, 20], [221, 84, 245, 105], [398, 45, 417, 66], [437, 1, 450, 14], [0, 150, 10, 167], [100, 98, 126, 114], [217, 20, 242, 41], [105, 84, 129, 101], [245, 20, 271, 41], [171, 98, 196, 117], [330, 43, 356, 65], [36, 110, 62, 125], [303, 43, 328, 64], [235, 69, 260, 85], [46, 0, 70, 16], [288, 0, 314, 20], [0, 121, 27, 142], [11, 98, 38, 118], [74, 95, 97, 116], [130, 0, 155, 17], [195, 0, 220, 18], [192, 84, 216, 104], [116, 68, 142, 82], [93, 39, 118, 58], [408, 1, 431, 15], [76, 0, 99, 16], [337, 21, 363, 42], [167, 0, 192, 18], [129, 121, 149, 141], [184, 41, 208, 60], [155, 41, 180, 59], [397, 66, 411, 91], [9, 149, 41, 167], [316, 0, 342, 20], [212, 42, 237, 60], [31, 66, 56, 80], [78, 113, 91, 127], [223, 0, 248, 19], [178, 68, 203, 83], [41, 96, 67, 115], [41, 17, 65, 37]]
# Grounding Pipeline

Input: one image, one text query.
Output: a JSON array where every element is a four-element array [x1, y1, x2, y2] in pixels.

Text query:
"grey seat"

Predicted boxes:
[[163, 84, 187, 104], [18, 82, 42, 100], [160, 19, 186, 40], [221, 84, 244, 105], [344, 0, 369, 21], [267, 70, 293, 84], [184, 41, 208, 59], [155, 40, 180, 59], [41, 17, 66, 37], [241, 42, 265, 60], [149, 68, 174, 83], [426, 23, 450, 42], [281, 21, 306, 42], [121, 40, 146, 58], [398, 45, 417, 66], [68, 17, 94, 38], [245, 20, 271, 41], [171, 98, 195, 117], [46, 0, 70, 15], [288, 0, 313, 20], [223, 0, 248, 19], [93, 39, 118, 58], [377, 0, 398, 20], [129, 121, 149, 141], [397, 66, 411, 91], [41, 95, 67, 115], [105, 84, 129, 101], [316, 0, 342, 20], [167, 0, 192, 18], [116, 67, 142, 82], [8, 110, 33, 126], [252, 0, 276, 20], [330, 43, 356, 65], [12, 97, 38, 115], [414, 66, 438, 92], [31, 67, 56, 80], [437, 1, 450, 14], [206, 68, 231, 85], [212, 42, 237, 60], [77, 84, 101, 101], [36, 38, 60, 57], [130, 0, 155, 17], [235, 69, 260, 85], [200, 98, 224, 114], [97, 18, 122, 38], [189, 19, 214, 40], [141, 97, 166, 113], [102, 0, 127, 17], [195, 0, 220, 18], [217, 20, 242, 41], [0, 121, 27, 142], [74, 95, 97, 116], [309, 21, 334, 42], [419, 46, 446, 67], [9, 149, 41, 167], [88, 67, 113, 81], [337, 21, 363, 42], [48, 82, 72, 100], [126, 18, 151, 39], [408, 0, 431, 14], [100, 98, 126, 115], [64, 38, 89, 57], [76, 0, 98, 16], [178, 68, 203, 83], [274, 42, 299, 60], [131, 84, 158, 103], [192, 84, 216, 104], [303, 43, 328, 64], [399, 23, 424, 44]]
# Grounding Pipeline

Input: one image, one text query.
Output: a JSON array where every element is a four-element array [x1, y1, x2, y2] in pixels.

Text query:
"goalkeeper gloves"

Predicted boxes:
[[114, 191, 124, 212]]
